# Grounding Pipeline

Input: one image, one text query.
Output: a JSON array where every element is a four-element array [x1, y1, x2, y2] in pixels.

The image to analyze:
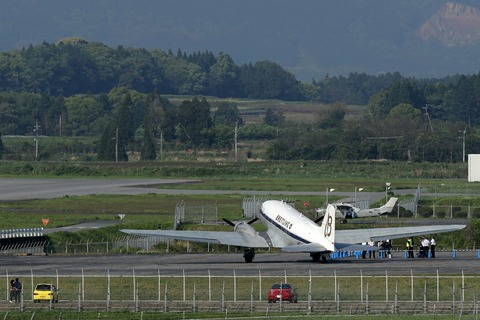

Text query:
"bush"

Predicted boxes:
[[417, 206, 433, 218], [435, 210, 446, 218], [398, 207, 413, 218], [452, 211, 468, 218], [473, 208, 480, 219]]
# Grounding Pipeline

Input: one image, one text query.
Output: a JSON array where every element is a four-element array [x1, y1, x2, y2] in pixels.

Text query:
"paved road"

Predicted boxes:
[[0, 177, 417, 201], [1, 251, 478, 276]]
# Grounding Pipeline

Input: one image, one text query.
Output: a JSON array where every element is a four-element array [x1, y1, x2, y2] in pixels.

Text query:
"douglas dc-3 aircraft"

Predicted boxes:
[[316, 197, 398, 223], [121, 200, 465, 263]]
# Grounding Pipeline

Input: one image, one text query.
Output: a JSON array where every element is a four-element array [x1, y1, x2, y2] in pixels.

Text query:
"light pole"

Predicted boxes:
[[355, 187, 364, 206], [325, 188, 335, 208], [459, 129, 466, 163], [385, 182, 391, 203]]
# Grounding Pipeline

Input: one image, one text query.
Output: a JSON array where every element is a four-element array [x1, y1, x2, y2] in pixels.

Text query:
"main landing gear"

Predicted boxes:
[[310, 252, 327, 263], [243, 247, 255, 263]]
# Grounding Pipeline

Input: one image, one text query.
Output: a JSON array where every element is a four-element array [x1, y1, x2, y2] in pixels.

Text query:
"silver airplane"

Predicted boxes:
[[121, 200, 465, 263]]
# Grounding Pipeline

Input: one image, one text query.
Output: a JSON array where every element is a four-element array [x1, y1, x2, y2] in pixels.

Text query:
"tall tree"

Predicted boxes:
[[263, 108, 285, 127], [208, 53, 239, 97], [140, 128, 156, 160], [176, 97, 213, 147]]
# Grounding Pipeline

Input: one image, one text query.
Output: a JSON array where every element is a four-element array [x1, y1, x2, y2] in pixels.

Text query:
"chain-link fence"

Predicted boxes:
[[174, 201, 219, 228], [2, 267, 479, 315]]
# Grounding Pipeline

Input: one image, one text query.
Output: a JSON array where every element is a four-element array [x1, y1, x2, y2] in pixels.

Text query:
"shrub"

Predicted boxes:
[[452, 211, 468, 218], [435, 210, 446, 218], [417, 206, 433, 218]]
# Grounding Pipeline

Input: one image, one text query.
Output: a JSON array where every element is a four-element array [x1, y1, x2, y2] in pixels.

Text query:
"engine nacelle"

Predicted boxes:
[[234, 221, 257, 236]]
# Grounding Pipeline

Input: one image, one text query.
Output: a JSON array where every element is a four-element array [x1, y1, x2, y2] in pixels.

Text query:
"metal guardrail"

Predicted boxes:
[[0, 228, 43, 239]]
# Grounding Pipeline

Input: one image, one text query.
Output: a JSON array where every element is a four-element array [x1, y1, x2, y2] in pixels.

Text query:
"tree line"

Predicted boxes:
[[0, 39, 304, 101], [0, 39, 480, 163]]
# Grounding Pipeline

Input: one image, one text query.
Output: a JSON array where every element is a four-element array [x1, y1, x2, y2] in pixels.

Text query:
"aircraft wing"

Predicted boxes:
[[335, 224, 466, 246], [121, 229, 270, 248]]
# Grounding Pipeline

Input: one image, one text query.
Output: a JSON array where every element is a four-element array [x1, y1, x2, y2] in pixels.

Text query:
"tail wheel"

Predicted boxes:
[[243, 248, 255, 263]]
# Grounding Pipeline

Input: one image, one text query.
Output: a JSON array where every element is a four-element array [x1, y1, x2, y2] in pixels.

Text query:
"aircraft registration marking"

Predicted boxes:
[[324, 214, 333, 237], [275, 214, 293, 230]]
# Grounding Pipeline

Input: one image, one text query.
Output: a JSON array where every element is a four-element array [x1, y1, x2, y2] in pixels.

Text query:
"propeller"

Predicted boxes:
[[223, 217, 258, 227], [314, 217, 323, 224], [222, 218, 235, 227]]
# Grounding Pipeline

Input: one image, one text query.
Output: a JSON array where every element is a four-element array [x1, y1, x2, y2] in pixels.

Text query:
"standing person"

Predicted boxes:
[[9, 279, 15, 303], [385, 240, 392, 258], [368, 240, 376, 259], [406, 237, 414, 258], [421, 237, 430, 258], [430, 237, 436, 258], [361, 242, 367, 259], [13, 278, 22, 303]]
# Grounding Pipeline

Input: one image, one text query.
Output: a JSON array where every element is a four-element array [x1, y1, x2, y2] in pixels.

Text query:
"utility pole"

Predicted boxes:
[[33, 120, 41, 160], [423, 104, 434, 132], [115, 127, 119, 162], [160, 130, 163, 161], [234, 122, 238, 162], [460, 128, 466, 163]]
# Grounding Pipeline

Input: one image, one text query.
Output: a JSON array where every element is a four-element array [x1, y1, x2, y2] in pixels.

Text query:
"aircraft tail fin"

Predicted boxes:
[[318, 203, 336, 251], [379, 197, 398, 214]]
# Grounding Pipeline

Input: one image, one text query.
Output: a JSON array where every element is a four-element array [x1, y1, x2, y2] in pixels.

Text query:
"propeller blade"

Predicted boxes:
[[222, 218, 236, 227], [314, 217, 323, 224], [247, 218, 258, 225]]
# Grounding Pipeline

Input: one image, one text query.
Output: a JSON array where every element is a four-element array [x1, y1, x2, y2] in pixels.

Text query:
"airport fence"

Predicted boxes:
[[1, 268, 479, 316]]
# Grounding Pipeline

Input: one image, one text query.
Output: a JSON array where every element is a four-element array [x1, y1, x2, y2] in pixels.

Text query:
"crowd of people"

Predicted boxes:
[[360, 236, 437, 260], [406, 236, 436, 258]]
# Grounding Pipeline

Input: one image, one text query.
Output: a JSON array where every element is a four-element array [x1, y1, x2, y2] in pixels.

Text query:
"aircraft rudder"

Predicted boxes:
[[320, 204, 336, 244]]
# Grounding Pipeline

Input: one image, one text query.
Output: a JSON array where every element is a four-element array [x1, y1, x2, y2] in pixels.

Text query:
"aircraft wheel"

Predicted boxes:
[[310, 252, 321, 262], [320, 254, 327, 263], [341, 219, 347, 224]]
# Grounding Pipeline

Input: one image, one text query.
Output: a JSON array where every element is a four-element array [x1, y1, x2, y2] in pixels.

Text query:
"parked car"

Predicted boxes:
[[267, 283, 297, 303], [33, 284, 58, 303]]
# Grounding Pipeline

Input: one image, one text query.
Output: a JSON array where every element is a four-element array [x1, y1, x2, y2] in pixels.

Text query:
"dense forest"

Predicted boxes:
[[0, 39, 479, 163]]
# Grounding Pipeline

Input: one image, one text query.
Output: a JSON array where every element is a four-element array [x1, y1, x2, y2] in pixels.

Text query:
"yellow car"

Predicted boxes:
[[33, 284, 58, 303]]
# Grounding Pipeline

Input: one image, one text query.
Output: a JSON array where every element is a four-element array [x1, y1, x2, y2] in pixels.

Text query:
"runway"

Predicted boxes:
[[2, 251, 478, 276]]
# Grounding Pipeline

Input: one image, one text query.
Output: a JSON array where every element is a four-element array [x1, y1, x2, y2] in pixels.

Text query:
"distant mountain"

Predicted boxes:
[[0, 0, 479, 81], [417, 2, 480, 46]]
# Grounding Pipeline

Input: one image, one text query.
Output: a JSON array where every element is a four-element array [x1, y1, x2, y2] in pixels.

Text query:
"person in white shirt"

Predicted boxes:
[[368, 241, 375, 259], [430, 237, 436, 258], [421, 237, 430, 258]]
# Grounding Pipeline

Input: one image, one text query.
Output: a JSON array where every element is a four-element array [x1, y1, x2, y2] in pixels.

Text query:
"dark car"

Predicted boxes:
[[267, 283, 298, 303]]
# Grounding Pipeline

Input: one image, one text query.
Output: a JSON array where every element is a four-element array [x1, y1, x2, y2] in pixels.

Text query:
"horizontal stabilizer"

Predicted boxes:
[[280, 243, 329, 253], [336, 243, 380, 252]]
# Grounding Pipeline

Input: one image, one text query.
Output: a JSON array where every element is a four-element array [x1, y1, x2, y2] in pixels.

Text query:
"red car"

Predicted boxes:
[[267, 283, 298, 303]]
